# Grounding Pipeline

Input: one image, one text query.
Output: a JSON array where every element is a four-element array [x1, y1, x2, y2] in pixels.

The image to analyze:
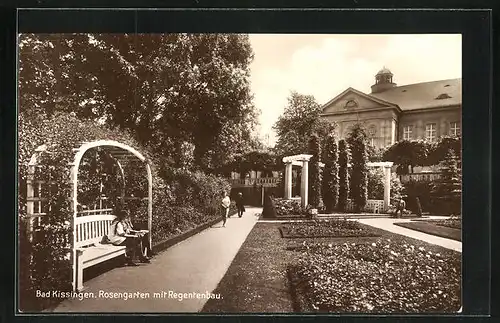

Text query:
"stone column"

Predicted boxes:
[[383, 166, 391, 210], [390, 119, 396, 145], [301, 160, 309, 208], [284, 162, 293, 199]]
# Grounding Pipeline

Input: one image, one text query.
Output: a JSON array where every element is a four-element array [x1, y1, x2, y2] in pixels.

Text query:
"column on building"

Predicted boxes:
[[390, 119, 397, 145]]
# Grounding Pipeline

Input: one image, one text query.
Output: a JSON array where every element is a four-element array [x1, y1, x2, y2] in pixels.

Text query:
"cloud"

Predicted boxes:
[[249, 34, 461, 145]]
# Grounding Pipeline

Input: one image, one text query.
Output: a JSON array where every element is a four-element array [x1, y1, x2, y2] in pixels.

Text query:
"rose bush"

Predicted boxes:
[[271, 198, 307, 217]]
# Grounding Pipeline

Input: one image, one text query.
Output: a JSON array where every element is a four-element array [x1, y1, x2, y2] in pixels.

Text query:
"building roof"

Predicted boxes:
[[320, 86, 400, 114], [369, 78, 461, 111], [376, 67, 393, 76]]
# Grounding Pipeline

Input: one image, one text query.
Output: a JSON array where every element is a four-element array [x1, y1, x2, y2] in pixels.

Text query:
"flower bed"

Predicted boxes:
[[433, 219, 461, 229], [280, 220, 380, 238], [272, 198, 308, 217], [288, 239, 461, 313]]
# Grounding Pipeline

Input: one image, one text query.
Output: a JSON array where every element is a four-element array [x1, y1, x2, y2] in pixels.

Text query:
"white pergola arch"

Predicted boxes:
[[282, 154, 316, 207], [282, 154, 393, 211], [27, 140, 153, 289], [69, 140, 153, 241]]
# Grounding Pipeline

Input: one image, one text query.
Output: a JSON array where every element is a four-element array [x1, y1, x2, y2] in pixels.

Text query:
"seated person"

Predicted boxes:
[[123, 211, 151, 258], [107, 210, 150, 265]]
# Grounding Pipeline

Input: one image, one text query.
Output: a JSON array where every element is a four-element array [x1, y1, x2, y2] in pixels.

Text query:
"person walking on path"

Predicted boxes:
[[235, 192, 245, 218], [221, 191, 231, 227], [395, 195, 407, 218]]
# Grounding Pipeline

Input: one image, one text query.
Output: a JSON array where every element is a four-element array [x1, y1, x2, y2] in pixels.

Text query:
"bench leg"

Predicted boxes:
[[76, 250, 84, 292]]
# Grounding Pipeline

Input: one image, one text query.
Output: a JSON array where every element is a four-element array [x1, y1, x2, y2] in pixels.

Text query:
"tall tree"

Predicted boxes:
[[431, 149, 462, 215], [337, 139, 350, 212], [347, 124, 368, 212], [322, 133, 339, 212], [18, 33, 258, 171], [382, 139, 430, 174], [308, 134, 321, 208], [273, 91, 336, 157], [426, 136, 461, 167]]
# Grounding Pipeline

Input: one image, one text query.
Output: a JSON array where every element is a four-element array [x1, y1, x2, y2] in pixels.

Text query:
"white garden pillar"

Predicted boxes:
[[284, 162, 293, 199], [383, 165, 392, 210], [301, 160, 309, 207], [367, 161, 394, 212], [283, 154, 313, 204]]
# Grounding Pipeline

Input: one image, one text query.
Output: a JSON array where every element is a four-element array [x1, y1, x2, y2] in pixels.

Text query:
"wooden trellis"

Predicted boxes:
[[26, 140, 153, 291]]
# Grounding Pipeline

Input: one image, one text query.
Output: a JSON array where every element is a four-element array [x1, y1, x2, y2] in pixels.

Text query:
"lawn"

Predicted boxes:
[[203, 220, 461, 313], [201, 222, 296, 313], [412, 218, 462, 230], [394, 221, 462, 242]]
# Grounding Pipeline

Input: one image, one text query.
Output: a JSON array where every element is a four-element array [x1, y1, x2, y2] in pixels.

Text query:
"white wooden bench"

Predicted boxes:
[[74, 213, 126, 291]]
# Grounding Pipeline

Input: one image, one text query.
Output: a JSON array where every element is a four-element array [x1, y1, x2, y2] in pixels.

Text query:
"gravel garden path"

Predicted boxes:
[[51, 207, 261, 313], [357, 217, 462, 252]]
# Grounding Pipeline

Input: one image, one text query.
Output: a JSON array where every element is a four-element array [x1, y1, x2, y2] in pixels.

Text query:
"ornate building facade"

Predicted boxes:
[[319, 68, 462, 149]]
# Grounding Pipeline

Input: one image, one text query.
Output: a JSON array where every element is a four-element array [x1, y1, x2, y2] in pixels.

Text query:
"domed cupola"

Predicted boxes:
[[371, 66, 397, 93]]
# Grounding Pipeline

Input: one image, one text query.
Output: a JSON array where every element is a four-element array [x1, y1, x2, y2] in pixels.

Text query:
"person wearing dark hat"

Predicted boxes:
[[235, 192, 245, 218]]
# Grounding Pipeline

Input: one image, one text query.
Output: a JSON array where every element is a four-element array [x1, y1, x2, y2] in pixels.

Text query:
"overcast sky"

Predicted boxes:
[[248, 34, 462, 146]]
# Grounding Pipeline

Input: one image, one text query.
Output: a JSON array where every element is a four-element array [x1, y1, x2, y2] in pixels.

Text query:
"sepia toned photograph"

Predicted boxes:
[[18, 33, 462, 314]]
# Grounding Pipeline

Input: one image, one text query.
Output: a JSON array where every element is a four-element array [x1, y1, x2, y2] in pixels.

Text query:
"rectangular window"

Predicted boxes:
[[425, 123, 437, 142], [403, 125, 413, 140], [450, 121, 460, 136]]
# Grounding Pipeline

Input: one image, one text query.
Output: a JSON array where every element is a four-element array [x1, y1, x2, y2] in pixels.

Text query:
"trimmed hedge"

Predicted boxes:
[[322, 134, 339, 213], [308, 134, 322, 208], [337, 140, 350, 212]]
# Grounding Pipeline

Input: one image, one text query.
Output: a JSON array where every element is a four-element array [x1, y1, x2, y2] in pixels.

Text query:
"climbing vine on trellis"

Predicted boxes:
[[18, 112, 155, 311]]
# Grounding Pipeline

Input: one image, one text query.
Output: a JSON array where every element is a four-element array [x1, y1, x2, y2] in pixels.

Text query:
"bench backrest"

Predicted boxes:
[[75, 214, 117, 248]]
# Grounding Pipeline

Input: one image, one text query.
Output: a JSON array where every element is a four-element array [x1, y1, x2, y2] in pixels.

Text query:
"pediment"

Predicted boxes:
[[321, 88, 397, 114]]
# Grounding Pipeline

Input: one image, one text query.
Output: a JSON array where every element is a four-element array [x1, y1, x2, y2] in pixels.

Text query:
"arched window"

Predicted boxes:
[[344, 99, 358, 109], [436, 93, 452, 100]]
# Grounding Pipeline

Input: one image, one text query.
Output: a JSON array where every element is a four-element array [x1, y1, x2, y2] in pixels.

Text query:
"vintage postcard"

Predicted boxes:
[[17, 14, 469, 314]]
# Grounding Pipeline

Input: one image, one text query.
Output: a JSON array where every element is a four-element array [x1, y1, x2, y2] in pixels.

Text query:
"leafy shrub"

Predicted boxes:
[[403, 181, 433, 213], [151, 204, 236, 243], [430, 149, 461, 216], [262, 192, 278, 219], [160, 165, 232, 217], [367, 168, 385, 200], [368, 170, 404, 201], [289, 238, 461, 312], [272, 198, 307, 217]]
